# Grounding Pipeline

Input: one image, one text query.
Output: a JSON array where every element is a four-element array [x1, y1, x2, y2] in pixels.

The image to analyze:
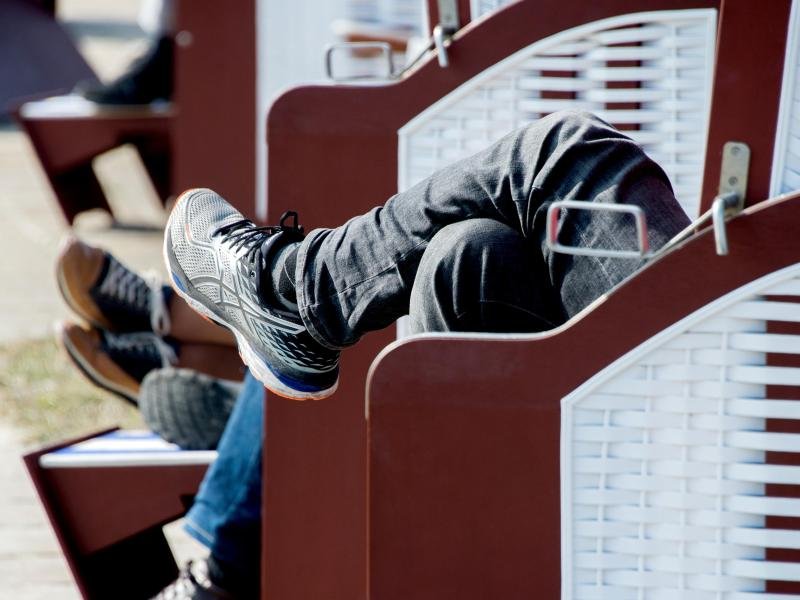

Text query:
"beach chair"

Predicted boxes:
[[14, 0, 257, 224], [25, 0, 782, 597], [367, 0, 800, 597], [263, 0, 725, 598]]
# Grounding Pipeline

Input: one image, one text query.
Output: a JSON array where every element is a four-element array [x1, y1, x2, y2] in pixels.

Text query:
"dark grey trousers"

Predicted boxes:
[[295, 110, 690, 348]]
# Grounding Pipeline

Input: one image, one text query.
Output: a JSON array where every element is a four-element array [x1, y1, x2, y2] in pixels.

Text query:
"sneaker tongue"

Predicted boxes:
[[255, 233, 283, 304]]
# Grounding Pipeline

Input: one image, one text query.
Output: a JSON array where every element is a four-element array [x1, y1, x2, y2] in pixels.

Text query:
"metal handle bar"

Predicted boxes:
[[546, 200, 651, 259], [324, 42, 394, 82]]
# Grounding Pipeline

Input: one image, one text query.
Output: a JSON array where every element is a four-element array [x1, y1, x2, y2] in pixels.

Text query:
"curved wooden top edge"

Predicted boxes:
[[367, 190, 800, 410]]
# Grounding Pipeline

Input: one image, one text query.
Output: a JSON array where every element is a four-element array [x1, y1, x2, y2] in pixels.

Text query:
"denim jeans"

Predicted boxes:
[[183, 110, 691, 586], [184, 370, 263, 586], [296, 110, 690, 348]]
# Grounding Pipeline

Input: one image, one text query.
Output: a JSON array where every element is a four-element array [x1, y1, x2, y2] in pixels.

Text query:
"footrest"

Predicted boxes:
[[24, 428, 211, 599], [15, 96, 173, 223], [40, 429, 216, 468]]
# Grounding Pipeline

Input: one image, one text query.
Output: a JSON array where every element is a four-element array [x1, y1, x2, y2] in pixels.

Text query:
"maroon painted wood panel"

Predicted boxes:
[[699, 0, 792, 211], [23, 429, 208, 599], [171, 0, 256, 214], [14, 0, 256, 223], [368, 192, 800, 599]]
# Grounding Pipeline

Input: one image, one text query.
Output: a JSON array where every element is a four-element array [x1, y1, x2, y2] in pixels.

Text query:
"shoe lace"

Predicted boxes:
[[145, 271, 171, 336], [103, 331, 177, 368], [212, 211, 303, 267], [96, 261, 172, 336], [153, 561, 201, 599]]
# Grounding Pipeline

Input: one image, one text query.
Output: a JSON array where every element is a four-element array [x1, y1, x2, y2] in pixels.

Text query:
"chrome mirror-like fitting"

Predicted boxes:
[[711, 141, 750, 256], [324, 42, 394, 82], [433, 0, 460, 67], [546, 200, 651, 260]]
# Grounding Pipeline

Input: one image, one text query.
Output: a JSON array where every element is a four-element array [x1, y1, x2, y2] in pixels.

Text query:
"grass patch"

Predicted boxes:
[[0, 337, 143, 445]]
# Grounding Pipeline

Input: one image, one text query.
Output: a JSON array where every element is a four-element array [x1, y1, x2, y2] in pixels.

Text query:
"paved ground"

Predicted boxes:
[[1, 1, 206, 596]]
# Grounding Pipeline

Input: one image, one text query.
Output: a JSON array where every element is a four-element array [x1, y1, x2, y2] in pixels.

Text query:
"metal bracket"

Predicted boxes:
[[433, 0, 460, 67], [711, 141, 750, 255], [324, 42, 394, 81], [546, 200, 651, 259], [437, 0, 460, 30]]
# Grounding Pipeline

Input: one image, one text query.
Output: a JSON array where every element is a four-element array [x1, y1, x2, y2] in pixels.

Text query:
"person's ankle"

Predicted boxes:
[[268, 241, 300, 310]]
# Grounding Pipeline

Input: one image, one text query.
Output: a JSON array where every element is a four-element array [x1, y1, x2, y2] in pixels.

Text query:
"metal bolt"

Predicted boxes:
[[176, 30, 194, 47], [728, 176, 738, 186], [731, 145, 740, 156]]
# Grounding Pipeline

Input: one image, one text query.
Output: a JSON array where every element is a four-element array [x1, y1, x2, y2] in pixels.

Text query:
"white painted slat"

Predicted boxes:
[[727, 560, 800, 582], [730, 365, 800, 386], [729, 332, 800, 353], [727, 398, 800, 419], [729, 300, 800, 322], [727, 431, 800, 452], [726, 463, 800, 485], [727, 494, 800, 518]]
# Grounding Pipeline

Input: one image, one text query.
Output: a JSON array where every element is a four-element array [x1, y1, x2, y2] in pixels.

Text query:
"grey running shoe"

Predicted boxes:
[[151, 560, 234, 599], [163, 188, 339, 400], [139, 368, 241, 450]]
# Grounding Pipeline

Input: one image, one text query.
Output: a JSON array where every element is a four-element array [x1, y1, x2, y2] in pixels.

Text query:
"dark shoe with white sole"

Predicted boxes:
[[57, 321, 177, 405], [151, 560, 234, 599], [56, 237, 172, 335]]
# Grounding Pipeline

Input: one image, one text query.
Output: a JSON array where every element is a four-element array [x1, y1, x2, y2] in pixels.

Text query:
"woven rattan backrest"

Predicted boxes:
[[399, 9, 717, 219]]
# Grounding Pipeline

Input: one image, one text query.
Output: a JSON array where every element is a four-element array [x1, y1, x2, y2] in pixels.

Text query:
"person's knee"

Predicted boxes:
[[418, 219, 515, 277], [536, 109, 606, 137], [409, 219, 525, 333]]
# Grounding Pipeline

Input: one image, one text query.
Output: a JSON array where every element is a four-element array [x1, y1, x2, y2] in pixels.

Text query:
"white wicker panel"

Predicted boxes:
[[399, 10, 717, 219], [562, 264, 800, 600], [771, 0, 800, 196], [470, 0, 515, 19], [345, 0, 424, 31]]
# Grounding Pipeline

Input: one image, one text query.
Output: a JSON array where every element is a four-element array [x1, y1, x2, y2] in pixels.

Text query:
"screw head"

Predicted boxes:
[[176, 30, 194, 47]]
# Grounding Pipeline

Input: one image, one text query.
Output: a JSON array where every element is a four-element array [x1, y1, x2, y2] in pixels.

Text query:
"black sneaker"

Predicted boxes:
[[151, 560, 234, 599], [56, 237, 172, 335], [139, 368, 241, 450], [76, 36, 173, 105], [58, 321, 177, 405], [163, 188, 340, 400]]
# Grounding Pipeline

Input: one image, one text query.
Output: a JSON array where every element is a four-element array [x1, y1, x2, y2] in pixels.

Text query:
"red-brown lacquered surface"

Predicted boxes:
[[14, 0, 257, 223], [23, 429, 207, 599], [368, 192, 800, 599], [699, 0, 792, 211], [171, 0, 256, 215], [15, 106, 172, 223], [263, 2, 720, 599]]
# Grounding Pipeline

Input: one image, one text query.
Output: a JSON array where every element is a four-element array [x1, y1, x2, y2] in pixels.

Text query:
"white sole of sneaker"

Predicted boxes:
[[163, 190, 337, 401]]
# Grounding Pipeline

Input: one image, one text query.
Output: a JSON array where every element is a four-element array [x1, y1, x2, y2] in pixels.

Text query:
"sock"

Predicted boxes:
[[207, 554, 259, 598], [270, 242, 299, 310]]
